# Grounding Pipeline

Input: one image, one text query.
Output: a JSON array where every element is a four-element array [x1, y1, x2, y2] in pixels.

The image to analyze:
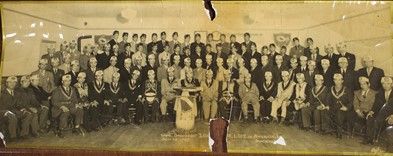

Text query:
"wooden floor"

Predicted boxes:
[[6, 121, 384, 154]]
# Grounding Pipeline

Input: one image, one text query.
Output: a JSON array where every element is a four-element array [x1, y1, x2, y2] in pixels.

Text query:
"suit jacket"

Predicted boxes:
[[357, 67, 385, 91], [18, 87, 40, 108], [104, 82, 127, 104], [335, 68, 357, 91], [372, 90, 393, 115], [338, 52, 356, 71], [51, 86, 78, 117], [329, 86, 354, 111], [353, 89, 376, 112], [0, 89, 25, 113], [241, 41, 256, 54], [244, 51, 261, 70], [304, 70, 318, 88], [29, 85, 50, 105], [96, 52, 112, 70], [190, 42, 206, 56], [31, 70, 55, 93], [119, 66, 133, 84], [289, 45, 305, 58], [319, 67, 334, 87], [66, 71, 79, 86], [88, 81, 108, 104], [147, 41, 158, 53], [85, 67, 99, 84], [125, 79, 144, 103], [309, 86, 331, 110], [321, 53, 339, 70], [230, 42, 241, 55], [51, 68, 65, 87], [217, 42, 231, 56], [157, 40, 169, 53]]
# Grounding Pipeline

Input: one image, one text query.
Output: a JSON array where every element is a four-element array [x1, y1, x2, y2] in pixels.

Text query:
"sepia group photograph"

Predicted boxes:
[[0, 1, 393, 155]]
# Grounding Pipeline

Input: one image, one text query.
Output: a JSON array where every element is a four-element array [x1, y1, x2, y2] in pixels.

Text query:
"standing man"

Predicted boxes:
[[289, 37, 305, 58], [147, 33, 159, 53], [357, 56, 385, 91], [337, 42, 356, 71], [336, 57, 357, 91], [241, 32, 256, 54], [217, 34, 230, 56], [157, 31, 169, 53], [321, 44, 339, 70], [32, 59, 55, 93], [118, 32, 129, 54], [169, 32, 181, 54], [229, 34, 241, 55], [108, 30, 120, 51], [51, 57, 65, 87], [190, 33, 206, 56]]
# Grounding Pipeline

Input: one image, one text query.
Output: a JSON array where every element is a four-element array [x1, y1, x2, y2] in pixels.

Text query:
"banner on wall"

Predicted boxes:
[[273, 33, 291, 47]]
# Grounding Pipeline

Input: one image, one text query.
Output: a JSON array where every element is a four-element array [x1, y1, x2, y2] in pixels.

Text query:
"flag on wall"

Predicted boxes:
[[273, 33, 291, 47]]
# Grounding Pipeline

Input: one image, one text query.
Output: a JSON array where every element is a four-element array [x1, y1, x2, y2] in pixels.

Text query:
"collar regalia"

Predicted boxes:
[[263, 81, 274, 91], [94, 81, 105, 93], [110, 83, 120, 94], [61, 86, 72, 100], [331, 86, 345, 99], [312, 86, 325, 98]]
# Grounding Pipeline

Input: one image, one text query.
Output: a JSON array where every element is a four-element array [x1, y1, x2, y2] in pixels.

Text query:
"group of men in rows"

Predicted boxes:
[[1, 31, 393, 146]]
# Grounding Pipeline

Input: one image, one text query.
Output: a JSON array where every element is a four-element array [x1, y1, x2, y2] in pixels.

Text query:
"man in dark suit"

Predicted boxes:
[[147, 33, 159, 53], [0, 76, 31, 142], [157, 31, 169, 53], [217, 34, 230, 56], [365, 77, 393, 144], [306, 45, 322, 70], [85, 57, 99, 84], [337, 42, 356, 71], [289, 37, 305, 58], [108, 30, 119, 51], [241, 32, 256, 54], [303, 37, 313, 58], [50, 57, 65, 87], [229, 34, 241, 55], [357, 56, 385, 91], [66, 60, 80, 86], [42, 46, 62, 70], [96, 43, 112, 70], [304, 60, 318, 88], [335, 57, 357, 92], [190, 33, 206, 56], [243, 42, 261, 70], [321, 44, 339, 70], [319, 59, 334, 87], [119, 58, 133, 84], [273, 46, 290, 67]]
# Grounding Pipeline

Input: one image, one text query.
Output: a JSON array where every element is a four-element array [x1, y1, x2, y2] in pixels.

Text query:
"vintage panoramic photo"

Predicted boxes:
[[0, 1, 392, 155]]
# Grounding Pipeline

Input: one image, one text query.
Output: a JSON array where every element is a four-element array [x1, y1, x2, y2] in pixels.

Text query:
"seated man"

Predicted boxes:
[[353, 77, 376, 143], [18, 75, 40, 137], [218, 70, 240, 120], [289, 73, 312, 129], [160, 67, 180, 121], [329, 73, 353, 139], [271, 71, 296, 124], [0, 76, 32, 141], [310, 74, 332, 134], [126, 70, 144, 124], [201, 70, 219, 121], [51, 75, 84, 138], [142, 70, 160, 122], [365, 76, 393, 144], [104, 72, 128, 124], [29, 74, 51, 133], [239, 73, 260, 122]]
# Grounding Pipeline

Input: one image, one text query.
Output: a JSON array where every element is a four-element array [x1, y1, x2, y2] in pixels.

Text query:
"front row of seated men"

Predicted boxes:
[[1, 62, 393, 146]]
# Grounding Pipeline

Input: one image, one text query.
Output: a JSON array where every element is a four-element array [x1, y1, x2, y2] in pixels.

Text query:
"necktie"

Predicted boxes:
[[54, 69, 57, 73], [10, 90, 14, 96], [386, 91, 390, 102]]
